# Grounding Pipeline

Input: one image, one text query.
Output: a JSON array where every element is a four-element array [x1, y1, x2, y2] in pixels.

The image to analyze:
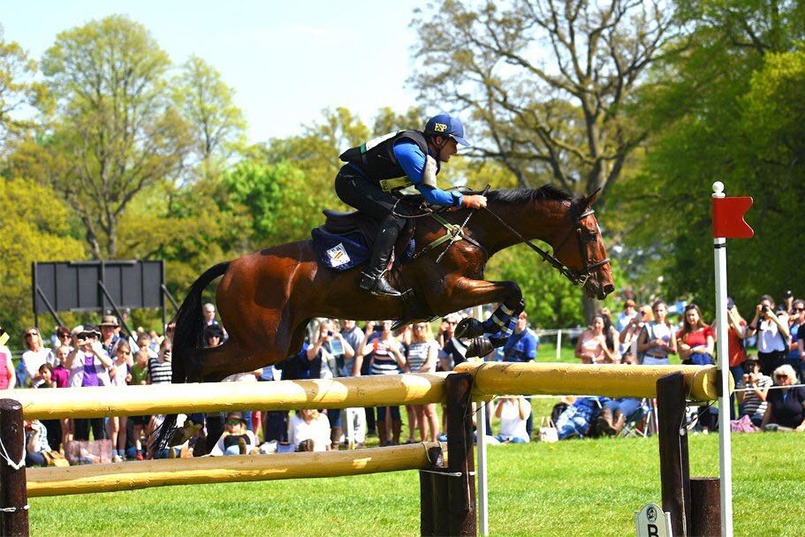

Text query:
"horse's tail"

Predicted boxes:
[[171, 261, 230, 385], [153, 261, 229, 452]]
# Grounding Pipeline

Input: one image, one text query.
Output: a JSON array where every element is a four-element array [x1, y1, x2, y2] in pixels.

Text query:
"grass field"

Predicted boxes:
[[27, 339, 805, 536], [27, 433, 805, 536]]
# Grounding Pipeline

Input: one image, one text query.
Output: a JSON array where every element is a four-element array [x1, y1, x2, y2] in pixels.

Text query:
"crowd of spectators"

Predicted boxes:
[[556, 290, 805, 438], [4, 289, 805, 467]]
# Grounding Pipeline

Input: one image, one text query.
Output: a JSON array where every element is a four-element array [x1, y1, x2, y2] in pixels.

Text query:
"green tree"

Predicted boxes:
[[116, 176, 252, 299], [0, 27, 49, 147], [223, 160, 319, 248], [173, 55, 248, 175], [411, 0, 679, 199], [40, 15, 193, 259], [0, 177, 85, 337], [256, 107, 375, 217], [627, 0, 805, 313]]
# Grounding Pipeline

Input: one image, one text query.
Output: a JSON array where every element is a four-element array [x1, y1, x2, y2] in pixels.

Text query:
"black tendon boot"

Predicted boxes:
[[360, 224, 402, 297]]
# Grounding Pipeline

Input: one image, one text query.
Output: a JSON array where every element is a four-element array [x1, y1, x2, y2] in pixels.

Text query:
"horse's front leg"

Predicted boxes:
[[447, 278, 524, 355]]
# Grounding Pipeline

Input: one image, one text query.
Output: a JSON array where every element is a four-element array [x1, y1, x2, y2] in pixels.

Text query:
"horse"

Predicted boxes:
[[169, 184, 613, 387]]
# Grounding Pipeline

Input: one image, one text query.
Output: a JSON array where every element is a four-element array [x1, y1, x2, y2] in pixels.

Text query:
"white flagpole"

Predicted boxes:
[[712, 181, 733, 537], [473, 305, 489, 536], [476, 400, 489, 536]]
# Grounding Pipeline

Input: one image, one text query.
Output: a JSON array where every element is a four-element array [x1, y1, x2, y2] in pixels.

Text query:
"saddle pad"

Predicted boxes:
[[311, 228, 370, 271], [311, 227, 417, 272]]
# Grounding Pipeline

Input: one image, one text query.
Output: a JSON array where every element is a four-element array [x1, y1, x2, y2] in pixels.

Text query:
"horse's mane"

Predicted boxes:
[[399, 183, 582, 211], [485, 184, 579, 205]]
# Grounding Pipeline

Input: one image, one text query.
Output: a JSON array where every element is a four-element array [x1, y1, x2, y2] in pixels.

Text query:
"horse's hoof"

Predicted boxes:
[[455, 318, 484, 339], [464, 336, 494, 358]]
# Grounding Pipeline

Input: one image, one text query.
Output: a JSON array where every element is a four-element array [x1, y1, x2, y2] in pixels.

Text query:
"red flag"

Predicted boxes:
[[712, 197, 754, 238]]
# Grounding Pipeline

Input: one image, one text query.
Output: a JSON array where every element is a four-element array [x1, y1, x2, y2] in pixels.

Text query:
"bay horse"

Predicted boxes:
[[169, 184, 613, 386]]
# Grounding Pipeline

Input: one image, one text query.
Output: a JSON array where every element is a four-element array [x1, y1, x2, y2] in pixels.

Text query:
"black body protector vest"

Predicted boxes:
[[339, 130, 440, 192]]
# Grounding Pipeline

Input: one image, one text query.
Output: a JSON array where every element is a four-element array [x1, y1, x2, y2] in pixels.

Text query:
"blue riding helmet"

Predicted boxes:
[[424, 114, 471, 147]]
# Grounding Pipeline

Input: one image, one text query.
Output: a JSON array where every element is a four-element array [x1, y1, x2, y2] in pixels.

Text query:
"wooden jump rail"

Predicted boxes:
[[25, 442, 445, 497], [0, 365, 727, 536], [9, 364, 718, 419]]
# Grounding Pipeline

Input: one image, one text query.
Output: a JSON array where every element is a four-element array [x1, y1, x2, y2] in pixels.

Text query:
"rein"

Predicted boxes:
[[482, 205, 610, 287], [393, 189, 609, 286], [395, 189, 488, 262]]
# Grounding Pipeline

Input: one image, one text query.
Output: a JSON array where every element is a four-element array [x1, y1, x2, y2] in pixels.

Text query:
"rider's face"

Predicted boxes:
[[437, 137, 458, 162]]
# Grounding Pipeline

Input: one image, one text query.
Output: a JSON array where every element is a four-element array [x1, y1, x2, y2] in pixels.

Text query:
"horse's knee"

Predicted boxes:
[[465, 337, 495, 358], [500, 290, 524, 317], [455, 318, 484, 339], [501, 281, 523, 303]]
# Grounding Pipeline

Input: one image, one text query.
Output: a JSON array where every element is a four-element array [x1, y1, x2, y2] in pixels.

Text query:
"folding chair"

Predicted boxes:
[[621, 397, 657, 438]]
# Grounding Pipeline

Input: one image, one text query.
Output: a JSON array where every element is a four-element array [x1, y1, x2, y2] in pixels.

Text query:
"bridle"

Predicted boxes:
[[483, 205, 610, 287]]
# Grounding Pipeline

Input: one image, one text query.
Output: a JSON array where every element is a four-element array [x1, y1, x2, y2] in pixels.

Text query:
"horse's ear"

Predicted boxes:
[[583, 188, 601, 210]]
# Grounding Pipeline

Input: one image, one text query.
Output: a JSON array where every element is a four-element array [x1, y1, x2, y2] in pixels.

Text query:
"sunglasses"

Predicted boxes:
[[226, 420, 242, 426], [793, 307, 804, 312], [25, 331, 38, 338], [413, 325, 427, 329], [775, 374, 789, 380]]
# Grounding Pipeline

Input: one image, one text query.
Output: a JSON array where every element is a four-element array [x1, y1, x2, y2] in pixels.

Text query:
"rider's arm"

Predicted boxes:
[[393, 141, 463, 207]]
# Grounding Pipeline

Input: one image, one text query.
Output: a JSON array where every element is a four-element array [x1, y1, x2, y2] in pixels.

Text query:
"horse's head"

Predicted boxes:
[[553, 190, 614, 300]]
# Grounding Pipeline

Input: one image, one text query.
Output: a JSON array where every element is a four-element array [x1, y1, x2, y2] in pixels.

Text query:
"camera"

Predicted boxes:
[[374, 325, 383, 332], [327, 330, 333, 337], [761, 304, 770, 314]]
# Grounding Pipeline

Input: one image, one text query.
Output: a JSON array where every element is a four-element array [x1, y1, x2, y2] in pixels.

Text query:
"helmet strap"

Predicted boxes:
[[430, 135, 447, 155]]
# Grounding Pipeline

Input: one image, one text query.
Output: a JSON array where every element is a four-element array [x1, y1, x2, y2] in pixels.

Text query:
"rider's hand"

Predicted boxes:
[[462, 195, 487, 209]]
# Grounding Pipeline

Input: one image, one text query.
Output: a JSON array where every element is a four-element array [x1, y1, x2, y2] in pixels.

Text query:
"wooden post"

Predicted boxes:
[[445, 373, 477, 536], [656, 373, 691, 537], [420, 471, 435, 536], [0, 399, 29, 536], [690, 477, 721, 537], [419, 444, 447, 536]]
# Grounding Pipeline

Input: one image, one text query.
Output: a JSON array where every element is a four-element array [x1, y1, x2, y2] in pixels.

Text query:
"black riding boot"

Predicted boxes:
[[360, 224, 402, 297]]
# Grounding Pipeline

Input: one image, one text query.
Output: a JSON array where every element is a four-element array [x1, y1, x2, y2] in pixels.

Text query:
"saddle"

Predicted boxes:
[[311, 209, 416, 272]]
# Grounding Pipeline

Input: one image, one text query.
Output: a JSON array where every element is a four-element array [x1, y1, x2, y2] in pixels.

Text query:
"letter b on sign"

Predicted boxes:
[[636, 503, 671, 537]]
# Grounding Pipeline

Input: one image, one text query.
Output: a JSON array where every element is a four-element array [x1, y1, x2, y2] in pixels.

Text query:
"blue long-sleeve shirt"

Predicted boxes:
[[393, 140, 463, 207]]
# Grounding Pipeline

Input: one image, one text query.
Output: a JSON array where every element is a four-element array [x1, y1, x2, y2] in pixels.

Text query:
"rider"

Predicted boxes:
[[335, 114, 488, 297]]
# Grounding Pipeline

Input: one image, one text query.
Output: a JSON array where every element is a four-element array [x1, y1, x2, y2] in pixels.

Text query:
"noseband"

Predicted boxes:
[[551, 208, 611, 286], [484, 206, 610, 287]]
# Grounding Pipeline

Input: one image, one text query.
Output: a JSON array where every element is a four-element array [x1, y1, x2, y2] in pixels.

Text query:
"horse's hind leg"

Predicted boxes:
[[186, 315, 310, 382], [186, 339, 286, 383]]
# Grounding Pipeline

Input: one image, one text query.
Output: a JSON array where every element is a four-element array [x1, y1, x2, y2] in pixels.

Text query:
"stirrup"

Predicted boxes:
[[360, 272, 402, 297]]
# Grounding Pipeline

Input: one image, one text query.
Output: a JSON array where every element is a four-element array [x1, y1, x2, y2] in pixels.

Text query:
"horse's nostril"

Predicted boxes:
[[603, 284, 615, 295]]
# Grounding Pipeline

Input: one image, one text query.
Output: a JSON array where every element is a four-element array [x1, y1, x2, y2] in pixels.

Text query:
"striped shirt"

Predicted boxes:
[[148, 357, 172, 384], [406, 340, 437, 373], [367, 336, 402, 376], [740, 374, 772, 417]]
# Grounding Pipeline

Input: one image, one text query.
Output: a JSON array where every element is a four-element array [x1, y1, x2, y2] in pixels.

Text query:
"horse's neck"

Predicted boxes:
[[479, 200, 567, 254]]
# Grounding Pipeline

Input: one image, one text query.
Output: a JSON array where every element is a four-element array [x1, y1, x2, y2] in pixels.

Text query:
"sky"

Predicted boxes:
[[2, 0, 424, 143]]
